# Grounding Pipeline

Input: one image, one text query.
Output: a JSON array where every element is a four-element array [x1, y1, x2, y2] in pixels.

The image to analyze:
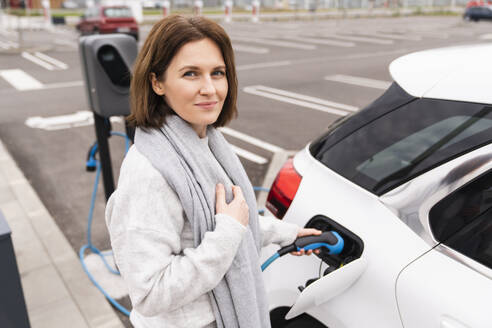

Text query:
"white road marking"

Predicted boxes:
[[232, 36, 316, 50], [21, 51, 55, 70], [39, 80, 84, 90], [479, 33, 492, 40], [219, 127, 284, 153], [0, 69, 43, 91], [356, 31, 422, 41], [321, 34, 394, 45], [54, 38, 78, 47], [0, 40, 18, 49], [237, 60, 291, 71], [283, 36, 354, 47], [324, 74, 391, 90], [233, 44, 270, 54], [243, 85, 357, 116], [34, 52, 68, 70], [229, 144, 268, 164], [25, 110, 123, 130]]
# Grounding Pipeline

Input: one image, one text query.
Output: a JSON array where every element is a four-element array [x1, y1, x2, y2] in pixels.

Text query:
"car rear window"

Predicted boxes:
[[103, 7, 133, 18], [310, 86, 492, 195]]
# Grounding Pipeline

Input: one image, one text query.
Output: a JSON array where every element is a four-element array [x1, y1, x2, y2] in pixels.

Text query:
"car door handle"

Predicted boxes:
[[285, 257, 367, 320], [440, 315, 470, 328]]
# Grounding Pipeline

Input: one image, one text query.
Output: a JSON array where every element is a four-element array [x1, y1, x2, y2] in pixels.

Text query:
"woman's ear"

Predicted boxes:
[[150, 72, 165, 96]]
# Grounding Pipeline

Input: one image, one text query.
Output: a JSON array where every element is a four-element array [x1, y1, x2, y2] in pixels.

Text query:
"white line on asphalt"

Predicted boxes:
[[356, 31, 422, 41], [34, 52, 68, 70], [243, 85, 357, 116], [249, 85, 358, 111], [25, 110, 123, 130], [40, 80, 84, 90], [54, 38, 78, 47], [237, 60, 291, 71], [219, 127, 284, 153], [0, 41, 9, 49], [0, 69, 44, 91], [282, 36, 354, 47], [21, 51, 55, 70], [232, 36, 316, 50], [324, 74, 391, 90], [233, 44, 270, 54], [479, 33, 492, 40], [229, 144, 268, 165], [321, 34, 394, 45]]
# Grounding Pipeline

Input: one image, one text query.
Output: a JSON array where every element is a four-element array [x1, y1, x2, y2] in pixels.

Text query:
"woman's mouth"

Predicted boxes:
[[195, 101, 218, 110]]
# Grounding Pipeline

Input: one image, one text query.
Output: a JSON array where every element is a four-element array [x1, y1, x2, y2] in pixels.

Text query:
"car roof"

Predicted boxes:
[[389, 43, 492, 105]]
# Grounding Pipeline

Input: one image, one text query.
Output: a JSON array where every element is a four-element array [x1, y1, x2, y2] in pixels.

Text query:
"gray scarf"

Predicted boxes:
[[134, 114, 271, 328]]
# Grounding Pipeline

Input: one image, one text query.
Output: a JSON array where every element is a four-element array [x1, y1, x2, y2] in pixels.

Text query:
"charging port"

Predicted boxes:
[[305, 215, 364, 269]]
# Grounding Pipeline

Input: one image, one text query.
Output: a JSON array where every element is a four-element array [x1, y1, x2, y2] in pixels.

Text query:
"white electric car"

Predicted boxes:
[[263, 44, 492, 328]]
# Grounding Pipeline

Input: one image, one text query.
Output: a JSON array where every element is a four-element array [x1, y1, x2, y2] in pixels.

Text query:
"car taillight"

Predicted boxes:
[[266, 157, 302, 219]]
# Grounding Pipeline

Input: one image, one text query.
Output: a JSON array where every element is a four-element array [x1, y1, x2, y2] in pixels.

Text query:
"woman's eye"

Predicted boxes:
[[212, 70, 226, 77], [183, 71, 197, 77]]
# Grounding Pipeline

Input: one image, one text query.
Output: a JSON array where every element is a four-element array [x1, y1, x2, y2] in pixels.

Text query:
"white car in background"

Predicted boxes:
[[262, 44, 492, 328]]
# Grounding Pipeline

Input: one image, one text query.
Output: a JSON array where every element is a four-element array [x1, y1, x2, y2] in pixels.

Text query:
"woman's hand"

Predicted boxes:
[[215, 183, 249, 227], [290, 228, 323, 256]]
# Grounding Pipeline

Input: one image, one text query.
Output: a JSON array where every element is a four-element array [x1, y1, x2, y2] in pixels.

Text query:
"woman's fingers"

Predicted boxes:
[[231, 185, 244, 200], [297, 228, 322, 238], [215, 183, 226, 212]]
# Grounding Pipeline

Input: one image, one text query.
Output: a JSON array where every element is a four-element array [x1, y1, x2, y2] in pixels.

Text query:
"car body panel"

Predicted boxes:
[[389, 43, 492, 104], [263, 147, 430, 327], [396, 247, 492, 328]]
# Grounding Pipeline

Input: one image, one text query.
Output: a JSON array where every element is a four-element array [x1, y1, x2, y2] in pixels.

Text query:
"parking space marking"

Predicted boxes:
[[233, 44, 270, 54], [244, 85, 357, 116], [219, 127, 284, 153], [0, 69, 43, 91], [33, 52, 69, 70], [21, 52, 55, 70], [231, 36, 316, 50], [54, 38, 78, 48], [25, 110, 123, 130], [355, 31, 422, 41], [237, 60, 291, 71], [229, 144, 268, 164], [479, 34, 492, 40], [0, 40, 19, 49], [320, 34, 394, 45], [324, 74, 391, 90], [282, 36, 355, 47]]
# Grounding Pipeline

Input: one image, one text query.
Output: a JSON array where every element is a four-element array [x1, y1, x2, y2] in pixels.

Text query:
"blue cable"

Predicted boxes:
[[79, 131, 132, 317], [261, 252, 279, 271]]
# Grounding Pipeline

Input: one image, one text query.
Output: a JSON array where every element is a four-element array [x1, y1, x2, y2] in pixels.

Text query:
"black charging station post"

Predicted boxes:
[[79, 34, 137, 201]]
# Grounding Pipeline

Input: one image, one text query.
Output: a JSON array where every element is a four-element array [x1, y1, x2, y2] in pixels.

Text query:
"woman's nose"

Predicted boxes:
[[199, 76, 216, 95]]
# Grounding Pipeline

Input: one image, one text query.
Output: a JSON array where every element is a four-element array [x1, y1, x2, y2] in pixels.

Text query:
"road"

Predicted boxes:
[[0, 14, 491, 325]]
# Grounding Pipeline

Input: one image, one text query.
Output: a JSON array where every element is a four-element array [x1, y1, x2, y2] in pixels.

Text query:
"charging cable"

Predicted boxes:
[[79, 131, 131, 316], [261, 231, 344, 271]]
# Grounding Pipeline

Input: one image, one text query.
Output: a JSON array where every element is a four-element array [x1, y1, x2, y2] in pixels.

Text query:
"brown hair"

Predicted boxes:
[[128, 15, 238, 129]]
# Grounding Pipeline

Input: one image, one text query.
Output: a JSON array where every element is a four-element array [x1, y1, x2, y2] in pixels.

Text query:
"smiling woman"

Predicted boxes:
[[105, 14, 319, 328]]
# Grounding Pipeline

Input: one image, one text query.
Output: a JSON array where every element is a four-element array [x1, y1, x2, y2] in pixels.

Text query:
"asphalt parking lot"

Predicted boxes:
[[1, 14, 492, 325]]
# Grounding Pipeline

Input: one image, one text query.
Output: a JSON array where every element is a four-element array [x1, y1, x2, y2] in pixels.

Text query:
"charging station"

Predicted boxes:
[[79, 34, 137, 200], [78, 34, 137, 316]]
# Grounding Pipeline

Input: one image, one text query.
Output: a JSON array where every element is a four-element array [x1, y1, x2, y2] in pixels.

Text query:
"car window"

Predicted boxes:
[[311, 92, 492, 195], [103, 7, 133, 18], [429, 170, 492, 270]]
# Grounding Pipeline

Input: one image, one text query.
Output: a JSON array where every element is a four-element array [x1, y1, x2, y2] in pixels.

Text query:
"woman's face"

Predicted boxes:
[[151, 38, 228, 138]]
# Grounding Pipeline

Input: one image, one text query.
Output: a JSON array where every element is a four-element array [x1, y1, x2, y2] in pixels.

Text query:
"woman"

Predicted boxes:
[[105, 15, 321, 328]]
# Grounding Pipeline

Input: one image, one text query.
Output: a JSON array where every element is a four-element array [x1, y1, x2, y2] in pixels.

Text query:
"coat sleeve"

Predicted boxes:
[[105, 148, 247, 316], [258, 214, 300, 248]]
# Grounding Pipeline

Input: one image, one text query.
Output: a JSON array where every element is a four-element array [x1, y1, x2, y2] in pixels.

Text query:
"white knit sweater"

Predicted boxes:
[[105, 144, 300, 328]]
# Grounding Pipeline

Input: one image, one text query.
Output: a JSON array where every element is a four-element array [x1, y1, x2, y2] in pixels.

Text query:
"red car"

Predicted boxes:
[[77, 6, 139, 41]]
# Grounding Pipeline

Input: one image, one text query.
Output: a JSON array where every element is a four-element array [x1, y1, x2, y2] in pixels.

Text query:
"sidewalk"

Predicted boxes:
[[0, 139, 124, 328]]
